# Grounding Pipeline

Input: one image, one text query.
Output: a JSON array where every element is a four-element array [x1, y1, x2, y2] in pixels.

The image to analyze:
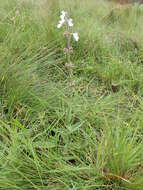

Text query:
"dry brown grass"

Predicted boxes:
[[111, 0, 131, 4]]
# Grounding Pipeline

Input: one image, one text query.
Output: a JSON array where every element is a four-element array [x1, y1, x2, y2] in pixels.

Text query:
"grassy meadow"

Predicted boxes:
[[1, 0, 143, 189]]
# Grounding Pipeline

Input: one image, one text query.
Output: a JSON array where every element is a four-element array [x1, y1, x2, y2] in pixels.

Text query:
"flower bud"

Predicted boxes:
[[65, 62, 74, 70], [69, 80, 75, 88], [63, 31, 71, 38], [64, 47, 73, 54]]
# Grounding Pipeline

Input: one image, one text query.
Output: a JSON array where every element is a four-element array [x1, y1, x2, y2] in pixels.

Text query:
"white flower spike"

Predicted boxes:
[[68, 18, 73, 27], [72, 33, 79, 41], [57, 10, 79, 89]]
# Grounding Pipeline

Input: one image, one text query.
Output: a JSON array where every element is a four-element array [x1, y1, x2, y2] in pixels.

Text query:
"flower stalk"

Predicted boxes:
[[57, 11, 79, 91]]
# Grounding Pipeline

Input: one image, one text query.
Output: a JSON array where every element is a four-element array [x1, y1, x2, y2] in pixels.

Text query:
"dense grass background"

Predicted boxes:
[[0, 0, 143, 189]]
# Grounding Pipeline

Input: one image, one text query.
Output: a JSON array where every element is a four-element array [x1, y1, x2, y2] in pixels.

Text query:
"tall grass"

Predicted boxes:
[[0, 0, 143, 189]]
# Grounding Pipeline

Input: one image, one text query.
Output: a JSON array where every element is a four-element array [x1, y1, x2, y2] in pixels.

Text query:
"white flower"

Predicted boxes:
[[57, 21, 63, 28], [60, 11, 66, 20], [72, 33, 79, 41], [57, 10, 67, 29], [57, 18, 65, 29], [60, 18, 65, 24], [57, 19, 65, 28], [67, 18, 73, 27], [61, 11, 67, 17], [60, 14, 65, 20], [57, 23, 62, 28]]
